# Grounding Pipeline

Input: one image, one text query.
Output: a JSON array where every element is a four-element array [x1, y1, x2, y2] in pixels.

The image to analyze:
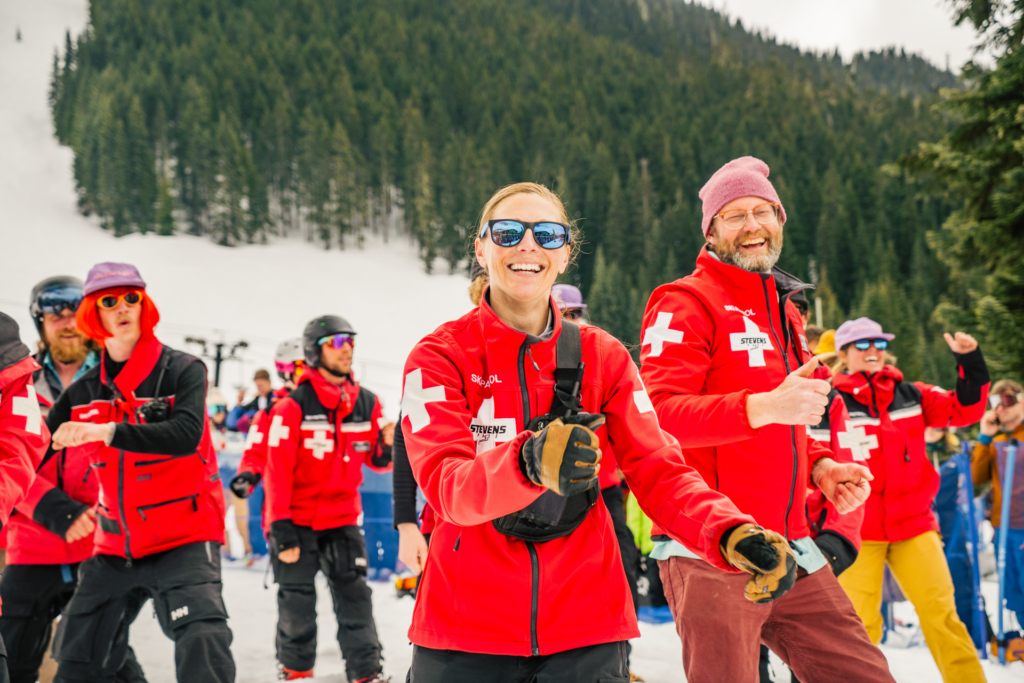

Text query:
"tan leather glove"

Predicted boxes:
[[721, 523, 798, 604], [519, 413, 605, 495]]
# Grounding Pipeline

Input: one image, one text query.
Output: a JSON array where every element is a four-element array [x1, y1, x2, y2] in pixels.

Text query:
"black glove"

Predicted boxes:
[[519, 413, 605, 496], [721, 523, 798, 604], [813, 531, 858, 577], [270, 519, 301, 554], [32, 488, 90, 538], [230, 471, 261, 499]]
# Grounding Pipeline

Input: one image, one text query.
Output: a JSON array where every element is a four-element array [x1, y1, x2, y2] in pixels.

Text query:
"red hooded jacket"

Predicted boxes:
[[45, 337, 226, 560], [401, 294, 753, 656], [821, 358, 988, 542], [264, 370, 391, 530], [639, 247, 833, 541]]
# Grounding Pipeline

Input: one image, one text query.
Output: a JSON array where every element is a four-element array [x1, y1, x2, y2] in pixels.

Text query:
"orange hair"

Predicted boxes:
[[76, 286, 160, 343]]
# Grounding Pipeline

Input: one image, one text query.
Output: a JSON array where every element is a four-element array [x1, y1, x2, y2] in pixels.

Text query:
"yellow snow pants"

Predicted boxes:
[[838, 530, 986, 683]]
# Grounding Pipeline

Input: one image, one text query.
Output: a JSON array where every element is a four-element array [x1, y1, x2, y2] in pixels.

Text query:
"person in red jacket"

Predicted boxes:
[[639, 156, 893, 683], [825, 317, 989, 682], [0, 312, 51, 683], [0, 281, 146, 683], [401, 182, 798, 682], [44, 262, 233, 683], [264, 316, 393, 683]]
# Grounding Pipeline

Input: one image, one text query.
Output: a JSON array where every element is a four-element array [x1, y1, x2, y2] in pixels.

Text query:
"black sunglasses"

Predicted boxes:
[[479, 220, 570, 250], [853, 339, 889, 351]]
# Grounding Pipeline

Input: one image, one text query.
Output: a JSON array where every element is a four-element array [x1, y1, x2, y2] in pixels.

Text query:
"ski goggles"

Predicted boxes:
[[852, 338, 889, 351], [97, 290, 144, 310], [479, 220, 570, 249], [207, 405, 227, 417], [562, 308, 584, 321], [275, 358, 305, 376], [37, 286, 84, 316], [317, 334, 354, 349], [990, 393, 1020, 409]]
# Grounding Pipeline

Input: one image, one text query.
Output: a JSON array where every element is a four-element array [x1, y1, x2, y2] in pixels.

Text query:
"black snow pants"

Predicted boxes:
[[271, 524, 381, 680], [50, 541, 234, 683], [602, 485, 638, 663], [407, 641, 629, 683], [0, 563, 146, 683]]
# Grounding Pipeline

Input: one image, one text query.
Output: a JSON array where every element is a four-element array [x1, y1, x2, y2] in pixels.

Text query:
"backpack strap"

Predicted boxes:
[[552, 320, 584, 418]]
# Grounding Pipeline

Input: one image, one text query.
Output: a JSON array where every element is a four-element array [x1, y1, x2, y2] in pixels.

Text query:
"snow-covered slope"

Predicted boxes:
[[0, 0, 471, 418], [3, 2, 1023, 682]]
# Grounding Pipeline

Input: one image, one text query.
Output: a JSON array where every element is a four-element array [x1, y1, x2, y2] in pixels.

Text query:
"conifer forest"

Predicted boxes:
[[49, 0, 1024, 383]]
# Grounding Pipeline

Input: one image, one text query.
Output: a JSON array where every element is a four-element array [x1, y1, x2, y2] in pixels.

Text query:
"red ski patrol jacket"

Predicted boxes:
[[45, 336, 226, 561], [639, 246, 832, 541], [401, 295, 753, 657], [0, 356, 49, 533], [8, 440, 99, 565], [264, 370, 392, 531], [822, 359, 989, 543], [237, 386, 289, 479]]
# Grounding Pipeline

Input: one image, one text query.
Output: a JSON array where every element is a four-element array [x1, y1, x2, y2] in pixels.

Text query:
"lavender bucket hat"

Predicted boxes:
[[834, 317, 895, 350]]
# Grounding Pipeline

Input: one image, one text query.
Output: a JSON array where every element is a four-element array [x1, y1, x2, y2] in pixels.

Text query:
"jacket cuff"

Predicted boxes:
[[953, 347, 989, 406], [814, 531, 858, 577], [269, 519, 301, 552], [32, 488, 89, 538], [736, 389, 759, 437]]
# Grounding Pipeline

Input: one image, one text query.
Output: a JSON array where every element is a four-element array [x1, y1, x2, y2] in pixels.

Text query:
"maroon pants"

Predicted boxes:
[[659, 557, 895, 683]]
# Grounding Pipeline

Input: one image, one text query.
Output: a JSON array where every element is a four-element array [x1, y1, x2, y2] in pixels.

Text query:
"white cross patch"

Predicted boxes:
[[633, 376, 655, 415], [729, 317, 774, 367], [469, 398, 517, 455], [837, 421, 878, 462], [267, 415, 291, 447], [403, 369, 445, 434], [303, 429, 335, 460], [243, 424, 264, 450], [642, 312, 684, 358], [12, 386, 42, 435]]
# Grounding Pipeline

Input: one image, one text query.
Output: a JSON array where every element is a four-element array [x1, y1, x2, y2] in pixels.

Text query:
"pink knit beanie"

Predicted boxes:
[[699, 156, 787, 237]]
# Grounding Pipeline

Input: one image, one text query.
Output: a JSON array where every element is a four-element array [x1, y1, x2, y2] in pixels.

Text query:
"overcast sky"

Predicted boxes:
[[698, 0, 988, 73]]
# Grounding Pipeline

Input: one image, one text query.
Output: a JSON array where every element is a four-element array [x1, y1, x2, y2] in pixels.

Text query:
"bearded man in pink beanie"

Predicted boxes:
[[638, 157, 896, 682]]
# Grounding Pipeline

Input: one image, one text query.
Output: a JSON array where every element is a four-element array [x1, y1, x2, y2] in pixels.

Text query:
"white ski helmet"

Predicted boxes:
[[275, 337, 305, 381]]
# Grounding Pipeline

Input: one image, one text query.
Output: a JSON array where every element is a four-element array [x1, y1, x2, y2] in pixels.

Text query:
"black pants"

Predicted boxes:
[[272, 524, 381, 679], [759, 643, 801, 683], [51, 542, 234, 683], [0, 563, 146, 683], [602, 486, 638, 665], [0, 632, 9, 683], [407, 641, 629, 683]]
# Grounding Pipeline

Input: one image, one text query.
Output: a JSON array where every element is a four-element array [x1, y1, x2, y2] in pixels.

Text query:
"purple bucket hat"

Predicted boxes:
[[835, 317, 895, 351], [552, 284, 587, 310], [83, 262, 147, 296]]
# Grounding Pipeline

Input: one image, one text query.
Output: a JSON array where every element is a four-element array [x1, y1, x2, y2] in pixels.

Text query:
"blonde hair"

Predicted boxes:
[[476, 182, 581, 265], [468, 273, 488, 306]]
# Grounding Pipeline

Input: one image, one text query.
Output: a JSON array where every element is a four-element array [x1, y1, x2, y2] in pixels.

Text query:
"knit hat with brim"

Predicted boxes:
[[699, 156, 787, 237]]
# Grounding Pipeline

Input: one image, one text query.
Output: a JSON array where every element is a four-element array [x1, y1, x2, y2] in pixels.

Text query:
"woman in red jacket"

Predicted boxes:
[[400, 182, 797, 682], [824, 318, 989, 683]]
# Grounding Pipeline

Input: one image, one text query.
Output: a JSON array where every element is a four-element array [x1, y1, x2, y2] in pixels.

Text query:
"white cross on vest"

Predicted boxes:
[[837, 421, 878, 461], [12, 386, 41, 435], [469, 398, 517, 455], [403, 369, 445, 434], [303, 429, 335, 460], [729, 316, 774, 367], [268, 415, 290, 447], [642, 312, 683, 358], [243, 424, 264, 450]]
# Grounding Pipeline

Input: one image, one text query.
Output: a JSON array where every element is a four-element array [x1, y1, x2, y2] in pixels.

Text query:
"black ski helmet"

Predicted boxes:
[[0, 312, 30, 372], [302, 315, 356, 368], [29, 276, 85, 333]]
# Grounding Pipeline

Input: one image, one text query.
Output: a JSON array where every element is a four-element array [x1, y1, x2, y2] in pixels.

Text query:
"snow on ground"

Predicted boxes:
[[3, 2, 1024, 682]]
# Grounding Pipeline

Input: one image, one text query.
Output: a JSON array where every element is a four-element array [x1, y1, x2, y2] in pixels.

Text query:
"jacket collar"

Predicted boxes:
[[100, 335, 164, 409], [833, 364, 904, 414], [297, 366, 355, 414]]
